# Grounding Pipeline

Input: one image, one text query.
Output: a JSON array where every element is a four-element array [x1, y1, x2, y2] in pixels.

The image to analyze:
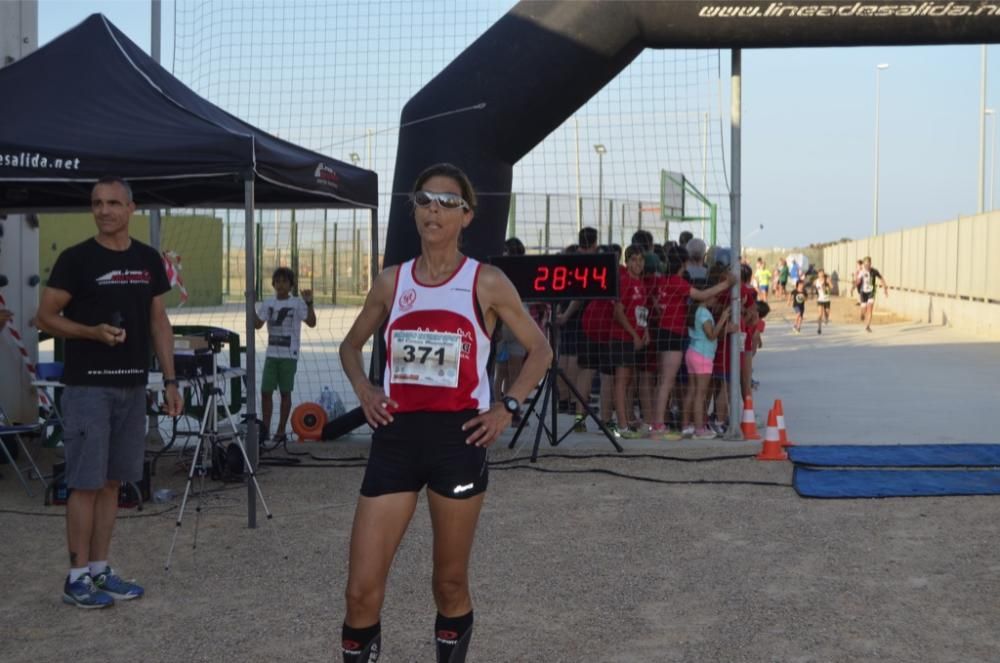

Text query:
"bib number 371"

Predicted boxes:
[[390, 330, 462, 387]]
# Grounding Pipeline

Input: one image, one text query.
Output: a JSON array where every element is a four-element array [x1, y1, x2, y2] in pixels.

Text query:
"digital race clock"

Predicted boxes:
[[488, 253, 619, 302]]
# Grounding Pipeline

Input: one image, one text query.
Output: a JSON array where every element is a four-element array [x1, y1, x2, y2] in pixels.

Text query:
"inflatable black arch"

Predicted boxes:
[[385, 0, 1000, 265]]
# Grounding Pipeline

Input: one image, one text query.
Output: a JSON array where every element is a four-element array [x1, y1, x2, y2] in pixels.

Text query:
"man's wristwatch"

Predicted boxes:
[[501, 395, 520, 415], [163, 378, 179, 388]]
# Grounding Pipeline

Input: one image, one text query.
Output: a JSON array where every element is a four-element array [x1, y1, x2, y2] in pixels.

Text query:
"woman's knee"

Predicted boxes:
[[345, 577, 386, 614], [432, 573, 469, 606]]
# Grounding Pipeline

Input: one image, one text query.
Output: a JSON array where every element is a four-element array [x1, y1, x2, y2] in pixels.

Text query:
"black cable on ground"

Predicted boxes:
[[491, 464, 792, 488], [489, 452, 757, 466], [0, 504, 178, 518]]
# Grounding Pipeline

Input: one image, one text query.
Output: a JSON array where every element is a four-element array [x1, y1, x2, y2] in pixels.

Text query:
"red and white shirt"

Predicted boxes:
[[609, 271, 650, 342], [384, 257, 492, 413]]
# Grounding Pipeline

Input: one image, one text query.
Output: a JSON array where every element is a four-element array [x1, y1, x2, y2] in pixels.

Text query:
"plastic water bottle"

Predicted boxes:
[[319, 386, 335, 419]]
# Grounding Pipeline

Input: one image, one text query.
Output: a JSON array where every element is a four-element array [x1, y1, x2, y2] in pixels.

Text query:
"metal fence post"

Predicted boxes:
[[332, 222, 339, 305]]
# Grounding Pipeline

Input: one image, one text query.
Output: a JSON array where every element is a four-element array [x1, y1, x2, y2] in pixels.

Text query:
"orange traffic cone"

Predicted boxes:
[[740, 396, 760, 440], [756, 409, 788, 461], [773, 399, 793, 447]]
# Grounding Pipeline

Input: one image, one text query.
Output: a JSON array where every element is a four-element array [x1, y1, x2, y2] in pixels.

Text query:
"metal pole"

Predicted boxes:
[[702, 110, 709, 241], [621, 203, 626, 247], [290, 209, 298, 292], [544, 194, 551, 253], [148, 2, 162, 250], [575, 116, 582, 230], [727, 49, 743, 439], [508, 193, 517, 238], [873, 64, 888, 237], [225, 210, 231, 297], [607, 199, 613, 245], [243, 179, 258, 528], [352, 209, 358, 293], [369, 210, 381, 369], [597, 152, 604, 237], [322, 210, 328, 297], [354, 228, 362, 295], [978, 45, 988, 213], [332, 223, 338, 305], [988, 109, 997, 210]]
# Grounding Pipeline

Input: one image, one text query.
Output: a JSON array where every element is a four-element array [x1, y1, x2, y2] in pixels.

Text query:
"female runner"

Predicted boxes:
[[338, 163, 551, 662]]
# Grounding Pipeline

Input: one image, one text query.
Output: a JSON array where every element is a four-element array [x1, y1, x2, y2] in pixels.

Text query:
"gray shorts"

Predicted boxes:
[[61, 385, 147, 490]]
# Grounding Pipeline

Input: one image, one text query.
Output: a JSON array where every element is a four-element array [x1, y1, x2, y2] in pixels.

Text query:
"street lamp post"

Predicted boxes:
[[987, 109, 997, 210], [873, 63, 889, 237], [594, 144, 606, 237]]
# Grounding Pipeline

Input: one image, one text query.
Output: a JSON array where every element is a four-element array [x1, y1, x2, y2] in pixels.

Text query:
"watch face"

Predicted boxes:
[[504, 397, 519, 413]]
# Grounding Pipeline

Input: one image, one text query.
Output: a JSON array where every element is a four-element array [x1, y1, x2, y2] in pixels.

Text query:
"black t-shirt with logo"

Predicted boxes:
[[792, 291, 807, 308], [47, 237, 170, 386]]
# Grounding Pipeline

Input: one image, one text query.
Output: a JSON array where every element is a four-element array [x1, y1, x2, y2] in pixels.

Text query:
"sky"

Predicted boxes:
[[35, 0, 1000, 250]]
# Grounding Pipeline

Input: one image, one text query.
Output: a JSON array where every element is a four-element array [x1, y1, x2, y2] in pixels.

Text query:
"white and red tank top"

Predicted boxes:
[[384, 256, 492, 414]]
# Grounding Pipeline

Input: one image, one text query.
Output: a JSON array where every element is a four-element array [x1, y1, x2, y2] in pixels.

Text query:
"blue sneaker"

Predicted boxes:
[[93, 567, 144, 600], [63, 573, 114, 609]]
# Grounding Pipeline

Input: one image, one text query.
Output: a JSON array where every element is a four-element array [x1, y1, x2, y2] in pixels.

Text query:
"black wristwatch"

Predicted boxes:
[[163, 378, 179, 388], [501, 395, 520, 415]]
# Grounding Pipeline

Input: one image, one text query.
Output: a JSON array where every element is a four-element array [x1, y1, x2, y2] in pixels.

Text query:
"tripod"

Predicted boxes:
[[508, 302, 622, 461], [165, 345, 282, 570]]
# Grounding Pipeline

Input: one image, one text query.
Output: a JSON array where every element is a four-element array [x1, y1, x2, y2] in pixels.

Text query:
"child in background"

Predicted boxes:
[[683, 293, 731, 439], [255, 267, 316, 442], [814, 270, 831, 334], [753, 301, 769, 352], [791, 279, 807, 333], [739, 263, 758, 399], [753, 258, 771, 302], [610, 245, 651, 438]]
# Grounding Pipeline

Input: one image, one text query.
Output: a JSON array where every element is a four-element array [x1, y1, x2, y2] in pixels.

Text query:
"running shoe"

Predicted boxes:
[[693, 426, 717, 440], [572, 415, 587, 433], [709, 419, 728, 436], [817, 327, 822, 335], [603, 421, 622, 438], [63, 573, 114, 609], [681, 425, 696, 438], [93, 567, 144, 600], [649, 424, 682, 441], [620, 424, 646, 439]]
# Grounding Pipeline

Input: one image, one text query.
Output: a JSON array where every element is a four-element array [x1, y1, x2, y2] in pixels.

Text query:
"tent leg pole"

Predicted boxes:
[[244, 178, 258, 528]]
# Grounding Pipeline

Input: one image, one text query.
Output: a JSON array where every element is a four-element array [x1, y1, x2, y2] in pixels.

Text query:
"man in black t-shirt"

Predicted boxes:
[[37, 176, 183, 609], [854, 256, 890, 333]]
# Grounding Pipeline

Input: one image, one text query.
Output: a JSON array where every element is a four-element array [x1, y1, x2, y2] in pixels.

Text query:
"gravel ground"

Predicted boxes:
[[2, 439, 999, 663], [4, 298, 999, 662]]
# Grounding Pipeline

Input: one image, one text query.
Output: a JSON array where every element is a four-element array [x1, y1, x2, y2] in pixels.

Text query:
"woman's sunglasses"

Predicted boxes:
[[413, 190, 469, 210]]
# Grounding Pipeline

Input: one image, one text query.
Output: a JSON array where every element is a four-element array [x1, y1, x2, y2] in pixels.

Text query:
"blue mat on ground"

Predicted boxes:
[[793, 466, 1000, 498], [787, 444, 1000, 468]]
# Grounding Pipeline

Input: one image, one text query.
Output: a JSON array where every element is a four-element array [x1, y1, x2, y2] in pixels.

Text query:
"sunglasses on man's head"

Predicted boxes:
[[413, 190, 469, 210]]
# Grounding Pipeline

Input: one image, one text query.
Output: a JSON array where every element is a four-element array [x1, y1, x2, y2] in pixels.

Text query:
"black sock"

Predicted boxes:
[[435, 611, 474, 663], [342, 621, 381, 663]]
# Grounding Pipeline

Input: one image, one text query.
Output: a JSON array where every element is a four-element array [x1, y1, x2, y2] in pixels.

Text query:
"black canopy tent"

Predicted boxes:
[[0, 14, 379, 526]]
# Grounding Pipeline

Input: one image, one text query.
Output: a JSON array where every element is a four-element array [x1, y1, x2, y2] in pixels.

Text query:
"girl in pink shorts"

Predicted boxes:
[[683, 294, 731, 439]]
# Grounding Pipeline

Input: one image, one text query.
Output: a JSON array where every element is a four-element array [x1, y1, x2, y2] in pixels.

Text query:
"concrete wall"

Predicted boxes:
[[823, 211, 1000, 341]]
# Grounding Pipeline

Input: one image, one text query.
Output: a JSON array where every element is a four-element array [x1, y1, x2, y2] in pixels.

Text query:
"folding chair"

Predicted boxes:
[[0, 404, 49, 497]]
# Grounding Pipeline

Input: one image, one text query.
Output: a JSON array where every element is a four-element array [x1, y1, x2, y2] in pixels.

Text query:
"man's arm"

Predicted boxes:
[[149, 294, 183, 416], [36, 287, 122, 346], [878, 272, 890, 297], [302, 290, 317, 327]]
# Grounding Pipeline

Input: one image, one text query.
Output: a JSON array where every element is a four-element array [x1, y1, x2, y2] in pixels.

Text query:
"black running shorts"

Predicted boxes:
[[360, 410, 489, 499]]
